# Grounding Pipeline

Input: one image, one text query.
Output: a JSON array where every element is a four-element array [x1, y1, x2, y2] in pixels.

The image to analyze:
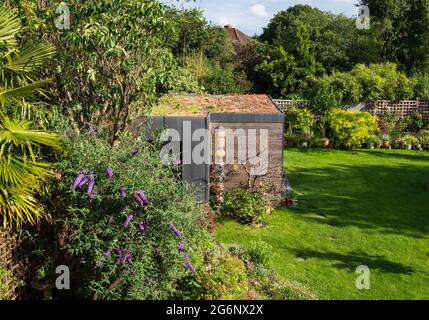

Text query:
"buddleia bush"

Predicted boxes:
[[55, 132, 210, 299]]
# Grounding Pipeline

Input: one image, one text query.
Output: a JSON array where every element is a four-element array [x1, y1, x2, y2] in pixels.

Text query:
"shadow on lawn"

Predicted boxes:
[[287, 161, 429, 238], [293, 249, 415, 275]]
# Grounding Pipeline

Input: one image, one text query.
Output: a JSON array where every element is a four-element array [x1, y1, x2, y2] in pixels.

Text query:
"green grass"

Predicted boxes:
[[217, 148, 429, 300]]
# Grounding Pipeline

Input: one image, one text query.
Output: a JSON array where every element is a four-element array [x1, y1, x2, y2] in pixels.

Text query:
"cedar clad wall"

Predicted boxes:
[[209, 121, 284, 204]]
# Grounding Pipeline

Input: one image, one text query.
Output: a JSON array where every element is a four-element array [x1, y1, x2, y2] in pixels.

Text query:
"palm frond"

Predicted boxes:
[[0, 155, 51, 186], [0, 79, 51, 106], [0, 180, 52, 229], [4, 42, 56, 74], [0, 116, 60, 150], [0, 4, 20, 50]]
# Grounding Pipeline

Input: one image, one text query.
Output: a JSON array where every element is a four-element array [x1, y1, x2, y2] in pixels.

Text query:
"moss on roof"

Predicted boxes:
[[151, 95, 280, 116]]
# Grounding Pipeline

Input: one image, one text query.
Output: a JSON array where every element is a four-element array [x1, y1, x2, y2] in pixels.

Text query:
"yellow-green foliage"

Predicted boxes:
[[152, 96, 204, 115], [285, 107, 314, 134], [182, 249, 248, 300], [0, 262, 23, 300], [329, 109, 379, 149]]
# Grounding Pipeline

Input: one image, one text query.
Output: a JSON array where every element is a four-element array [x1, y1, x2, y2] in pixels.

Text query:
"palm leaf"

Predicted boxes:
[[4, 42, 56, 74], [0, 80, 51, 106], [0, 4, 20, 50], [0, 155, 51, 186], [0, 116, 60, 149], [0, 180, 52, 228]]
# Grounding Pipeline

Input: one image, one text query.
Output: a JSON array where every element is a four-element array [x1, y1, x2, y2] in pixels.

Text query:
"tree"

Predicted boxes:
[[260, 4, 380, 72], [360, 0, 429, 74], [255, 22, 322, 98], [12, 0, 179, 144], [0, 4, 60, 228]]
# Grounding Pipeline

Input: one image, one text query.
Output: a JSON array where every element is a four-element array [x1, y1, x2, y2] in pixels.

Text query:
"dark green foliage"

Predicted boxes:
[[414, 73, 429, 100], [260, 5, 380, 72], [11, 0, 179, 143], [360, 0, 429, 74], [202, 65, 252, 95]]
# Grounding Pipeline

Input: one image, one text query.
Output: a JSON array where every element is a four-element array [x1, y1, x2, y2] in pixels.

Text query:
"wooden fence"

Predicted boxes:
[[0, 229, 30, 299], [273, 99, 429, 120], [366, 100, 429, 120], [272, 99, 311, 111]]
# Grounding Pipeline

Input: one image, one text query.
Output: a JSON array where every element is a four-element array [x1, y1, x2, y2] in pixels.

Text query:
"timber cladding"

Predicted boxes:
[[209, 121, 285, 204], [139, 94, 286, 205]]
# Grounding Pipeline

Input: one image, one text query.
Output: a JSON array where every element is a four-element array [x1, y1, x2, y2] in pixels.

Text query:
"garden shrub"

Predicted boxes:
[[250, 264, 318, 300], [284, 107, 314, 135], [329, 109, 379, 149], [418, 130, 429, 147], [180, 246, 248, 300], [222, 188, 268, 225], [54, 132, 211, 299], [414, 73, 429, 100], [377, 111, 413, 143], [246, 241, 273, 267]]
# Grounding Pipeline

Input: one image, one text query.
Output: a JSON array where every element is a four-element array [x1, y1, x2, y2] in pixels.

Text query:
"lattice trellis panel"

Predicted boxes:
[[272, 100, 311, 112], [364, 100, 429, 120], [274, 99, 429, 120]]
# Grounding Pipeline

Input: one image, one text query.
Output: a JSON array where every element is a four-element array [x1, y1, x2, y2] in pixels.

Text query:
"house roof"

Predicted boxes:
[[152, 95, 280, 116], [224, 25, 250, 45]]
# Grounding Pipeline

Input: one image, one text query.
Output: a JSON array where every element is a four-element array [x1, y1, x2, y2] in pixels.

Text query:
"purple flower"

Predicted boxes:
[[71, 170, 87, 190], [138, 221, 148, 234], [124, 236, 129, 244], [89, 122, 96, 135], [89, 188, 99, 201], [87, 172, 95, 196], [177, 240, 186, 253], [134, 190, 149, 207], [78, 177, 90, 188], [95, 259, 104, 269], [103, 248, 113, 258], [114, 248, 123, 265], [124, 214, 134, 229], [172, 160, 182, 167], [119, 186, 127, 197], [185, 254, 196, 274], [168, 223, 182, 238], [106, 167, 113, 180], [120, 251, 132, 265], [154, 247, 161, 255]]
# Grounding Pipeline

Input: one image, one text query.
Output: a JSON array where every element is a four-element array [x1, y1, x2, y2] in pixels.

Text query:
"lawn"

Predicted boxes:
[[217, 148, 429, 300]]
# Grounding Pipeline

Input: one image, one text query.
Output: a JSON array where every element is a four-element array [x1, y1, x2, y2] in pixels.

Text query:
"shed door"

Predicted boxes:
[[181, 117, 209, 203], [162, 117, 209, 203]]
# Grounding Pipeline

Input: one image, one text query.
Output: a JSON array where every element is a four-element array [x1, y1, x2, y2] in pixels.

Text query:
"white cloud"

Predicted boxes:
[[218, 17, 235, 27], [249, 4, 268, 18]]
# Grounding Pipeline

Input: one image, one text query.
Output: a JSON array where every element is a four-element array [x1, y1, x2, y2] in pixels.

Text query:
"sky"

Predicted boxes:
[[167, 0, 359, 36]]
